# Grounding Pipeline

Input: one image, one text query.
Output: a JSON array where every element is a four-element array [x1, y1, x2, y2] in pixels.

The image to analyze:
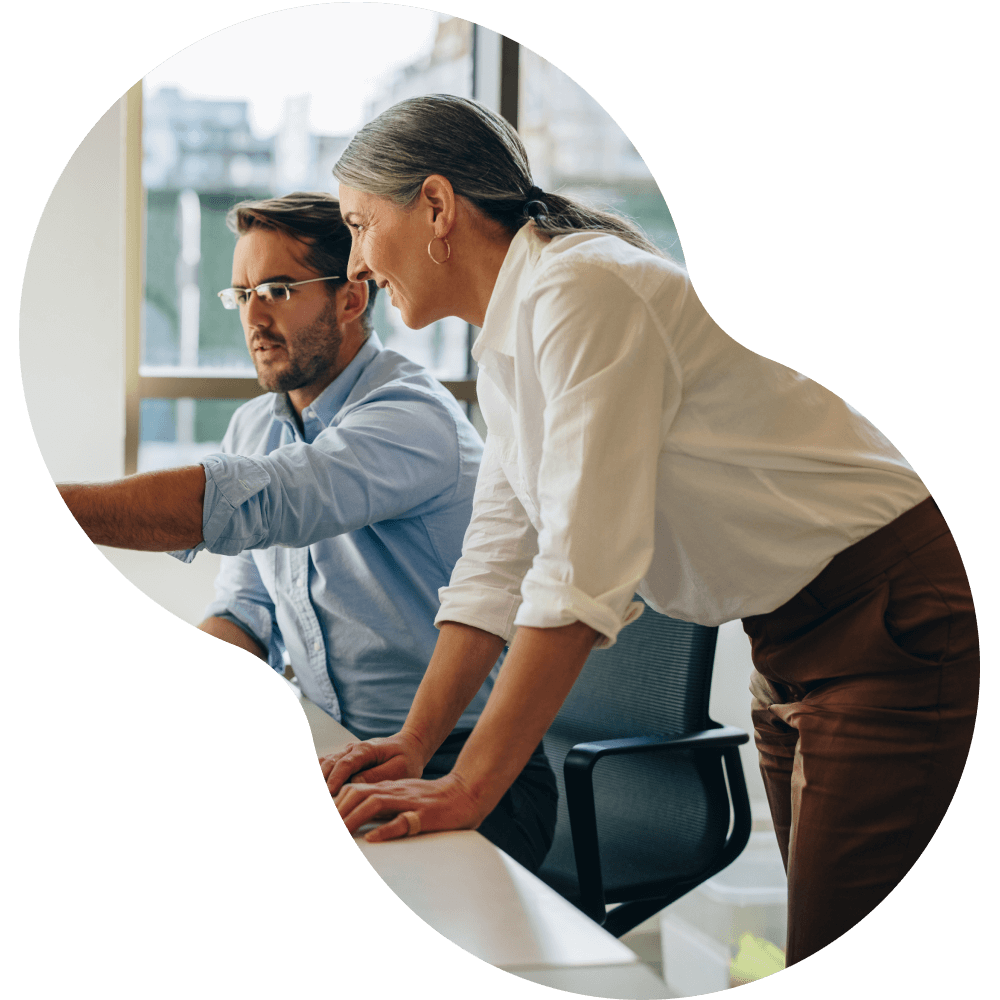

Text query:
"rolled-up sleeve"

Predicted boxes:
[[435, 435, 539, 642], [514, 263, 679, 646], [183, 389, 462, 558]]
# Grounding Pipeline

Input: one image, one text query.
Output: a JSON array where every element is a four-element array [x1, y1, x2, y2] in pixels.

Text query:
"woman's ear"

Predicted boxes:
[[420, 174, 457, 234]]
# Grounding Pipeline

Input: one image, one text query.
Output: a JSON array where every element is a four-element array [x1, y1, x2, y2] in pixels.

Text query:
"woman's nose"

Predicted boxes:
[[347, 241, 370, 283]]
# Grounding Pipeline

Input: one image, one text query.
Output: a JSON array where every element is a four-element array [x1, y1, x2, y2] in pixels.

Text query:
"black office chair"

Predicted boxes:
[[537, 598, 752, 938]]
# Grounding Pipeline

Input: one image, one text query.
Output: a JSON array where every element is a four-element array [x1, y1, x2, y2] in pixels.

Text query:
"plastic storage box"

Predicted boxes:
[[660, 832, 787, 995]]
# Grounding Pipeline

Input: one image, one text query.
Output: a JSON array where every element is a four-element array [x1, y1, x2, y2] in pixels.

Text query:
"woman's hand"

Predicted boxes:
[[319, 731, 428, 796], [335, 772, 483, 843]]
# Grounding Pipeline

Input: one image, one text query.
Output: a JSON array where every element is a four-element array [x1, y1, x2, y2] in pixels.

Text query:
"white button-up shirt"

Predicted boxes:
[[436, 227, 928, 643]]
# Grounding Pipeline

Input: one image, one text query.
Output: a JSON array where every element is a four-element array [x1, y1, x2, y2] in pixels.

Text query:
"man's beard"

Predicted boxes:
[[253, 298, 342, 394]]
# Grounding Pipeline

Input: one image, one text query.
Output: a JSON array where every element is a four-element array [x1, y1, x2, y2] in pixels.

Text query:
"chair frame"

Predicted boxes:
[[563, 723, 753, 936]]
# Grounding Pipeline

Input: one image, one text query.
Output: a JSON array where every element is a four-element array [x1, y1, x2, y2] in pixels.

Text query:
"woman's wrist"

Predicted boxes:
[[397, 725, 437, 770], [445, 623, 600, 816], [397, 621, 509, 767]]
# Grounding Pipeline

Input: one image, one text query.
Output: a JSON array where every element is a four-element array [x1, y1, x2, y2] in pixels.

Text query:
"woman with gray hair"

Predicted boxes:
[[322, 94, 977, 966]]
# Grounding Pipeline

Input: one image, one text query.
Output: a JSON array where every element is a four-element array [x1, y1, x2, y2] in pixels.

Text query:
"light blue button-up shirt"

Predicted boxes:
[[173, 335, 494, 739]]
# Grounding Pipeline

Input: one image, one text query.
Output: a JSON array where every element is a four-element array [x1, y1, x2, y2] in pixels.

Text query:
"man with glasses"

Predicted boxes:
[[57, 192, 557, 873]]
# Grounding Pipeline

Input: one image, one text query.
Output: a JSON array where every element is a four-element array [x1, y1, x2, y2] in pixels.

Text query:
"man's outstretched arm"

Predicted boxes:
[[58, 466, 205, 550]]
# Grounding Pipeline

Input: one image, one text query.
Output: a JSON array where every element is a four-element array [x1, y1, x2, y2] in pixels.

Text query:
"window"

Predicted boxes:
[[518, 47, 683, 262], [125, 13, 679, 471], [129, 11, 491, 473]]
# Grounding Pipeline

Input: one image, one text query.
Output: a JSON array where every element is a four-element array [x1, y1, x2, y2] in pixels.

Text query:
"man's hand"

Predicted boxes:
[[319, 731, 429, 796], [58, 466, 206, 550]]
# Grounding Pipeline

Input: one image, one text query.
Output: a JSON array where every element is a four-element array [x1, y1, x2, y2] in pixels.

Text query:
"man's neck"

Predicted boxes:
[[287, 332, 370, 425]]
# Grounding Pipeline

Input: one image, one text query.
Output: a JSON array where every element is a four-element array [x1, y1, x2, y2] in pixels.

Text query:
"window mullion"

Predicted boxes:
[[124, 81, 144, 475]]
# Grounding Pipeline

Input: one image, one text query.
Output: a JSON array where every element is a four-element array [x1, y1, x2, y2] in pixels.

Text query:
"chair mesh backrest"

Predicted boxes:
[[539, 600, 729, 903]]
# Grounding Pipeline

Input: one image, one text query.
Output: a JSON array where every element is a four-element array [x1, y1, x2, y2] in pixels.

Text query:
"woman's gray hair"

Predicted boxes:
[[332, 94, 666, 258]]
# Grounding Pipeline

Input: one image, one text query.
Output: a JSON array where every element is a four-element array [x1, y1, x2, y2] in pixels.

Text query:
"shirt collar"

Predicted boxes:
[[473, 224, 544, 363], [271, 333, 383, 428]]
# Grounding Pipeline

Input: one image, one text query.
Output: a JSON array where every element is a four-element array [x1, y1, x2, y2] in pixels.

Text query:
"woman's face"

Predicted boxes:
[[340, 185, 450, 330]]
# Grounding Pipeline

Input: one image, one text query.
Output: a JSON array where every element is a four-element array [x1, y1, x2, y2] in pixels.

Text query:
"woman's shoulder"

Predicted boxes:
[[529, 230, 689, 305]]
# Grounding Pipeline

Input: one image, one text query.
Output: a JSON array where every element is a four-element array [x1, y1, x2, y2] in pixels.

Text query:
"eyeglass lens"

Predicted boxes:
[[219, 284, 293, 309], [257, 284, 292, 302]]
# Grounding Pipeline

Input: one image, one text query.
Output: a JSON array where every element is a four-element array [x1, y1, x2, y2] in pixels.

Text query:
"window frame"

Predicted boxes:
[[124, 28, 517, 474]]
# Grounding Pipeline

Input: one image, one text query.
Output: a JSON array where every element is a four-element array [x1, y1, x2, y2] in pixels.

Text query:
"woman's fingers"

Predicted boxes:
[[363, 812, 414, 844], [320, 742, 384, 794], [318, 734, 425, 795], [335, 784, 406, 833], [333, 775, 481, 840]]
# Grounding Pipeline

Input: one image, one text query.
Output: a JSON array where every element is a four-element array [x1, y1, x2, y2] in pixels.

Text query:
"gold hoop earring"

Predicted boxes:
[[427, 236, 451, 265]]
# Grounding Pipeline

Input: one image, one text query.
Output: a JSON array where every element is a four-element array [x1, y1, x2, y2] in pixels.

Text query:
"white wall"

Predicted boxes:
[[19, 95, 223, 627], [22, 100, 127, 483], [709, 621, 767, 815]]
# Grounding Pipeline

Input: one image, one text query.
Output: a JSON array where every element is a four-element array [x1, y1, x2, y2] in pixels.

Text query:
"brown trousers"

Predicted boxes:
[[741, 497, 978, 965]]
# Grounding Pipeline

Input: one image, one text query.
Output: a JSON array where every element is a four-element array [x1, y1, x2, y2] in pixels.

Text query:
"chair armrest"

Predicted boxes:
[[567, 724, 749, 771], [563, 724, 750, 924]]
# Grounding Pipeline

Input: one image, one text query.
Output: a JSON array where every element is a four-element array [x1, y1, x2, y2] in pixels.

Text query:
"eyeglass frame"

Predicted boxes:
[[217, 275, 342, 310]]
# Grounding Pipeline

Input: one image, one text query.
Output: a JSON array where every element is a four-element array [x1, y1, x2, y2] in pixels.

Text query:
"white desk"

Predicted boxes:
[[300, 692, 674, 998]]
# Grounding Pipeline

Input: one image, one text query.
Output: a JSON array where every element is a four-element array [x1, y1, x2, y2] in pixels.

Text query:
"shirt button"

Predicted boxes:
[[313, 641, 321, 652]]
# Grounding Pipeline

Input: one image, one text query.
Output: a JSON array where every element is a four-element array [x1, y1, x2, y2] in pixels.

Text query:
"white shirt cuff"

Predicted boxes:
[[514, 577, 645, 648]]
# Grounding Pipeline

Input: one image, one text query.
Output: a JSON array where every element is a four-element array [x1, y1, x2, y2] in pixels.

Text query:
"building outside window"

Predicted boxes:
[[518, 47, 683, 264], [131, 10, 679, 472]]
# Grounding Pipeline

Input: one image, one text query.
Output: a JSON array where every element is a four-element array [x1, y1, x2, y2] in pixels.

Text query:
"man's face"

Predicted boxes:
[[231, 227, 343, 396]]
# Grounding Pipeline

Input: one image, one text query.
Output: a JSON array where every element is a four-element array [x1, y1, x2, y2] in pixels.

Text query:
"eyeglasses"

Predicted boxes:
[[217, 275, 341, 310]]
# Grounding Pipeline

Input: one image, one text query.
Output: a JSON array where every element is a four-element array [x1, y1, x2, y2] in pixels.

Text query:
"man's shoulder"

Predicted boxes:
[[350, 345, 465, 415], [222, 393, 280, 452], [343, 343, 484, 461], [357, 343, 442, 386]]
